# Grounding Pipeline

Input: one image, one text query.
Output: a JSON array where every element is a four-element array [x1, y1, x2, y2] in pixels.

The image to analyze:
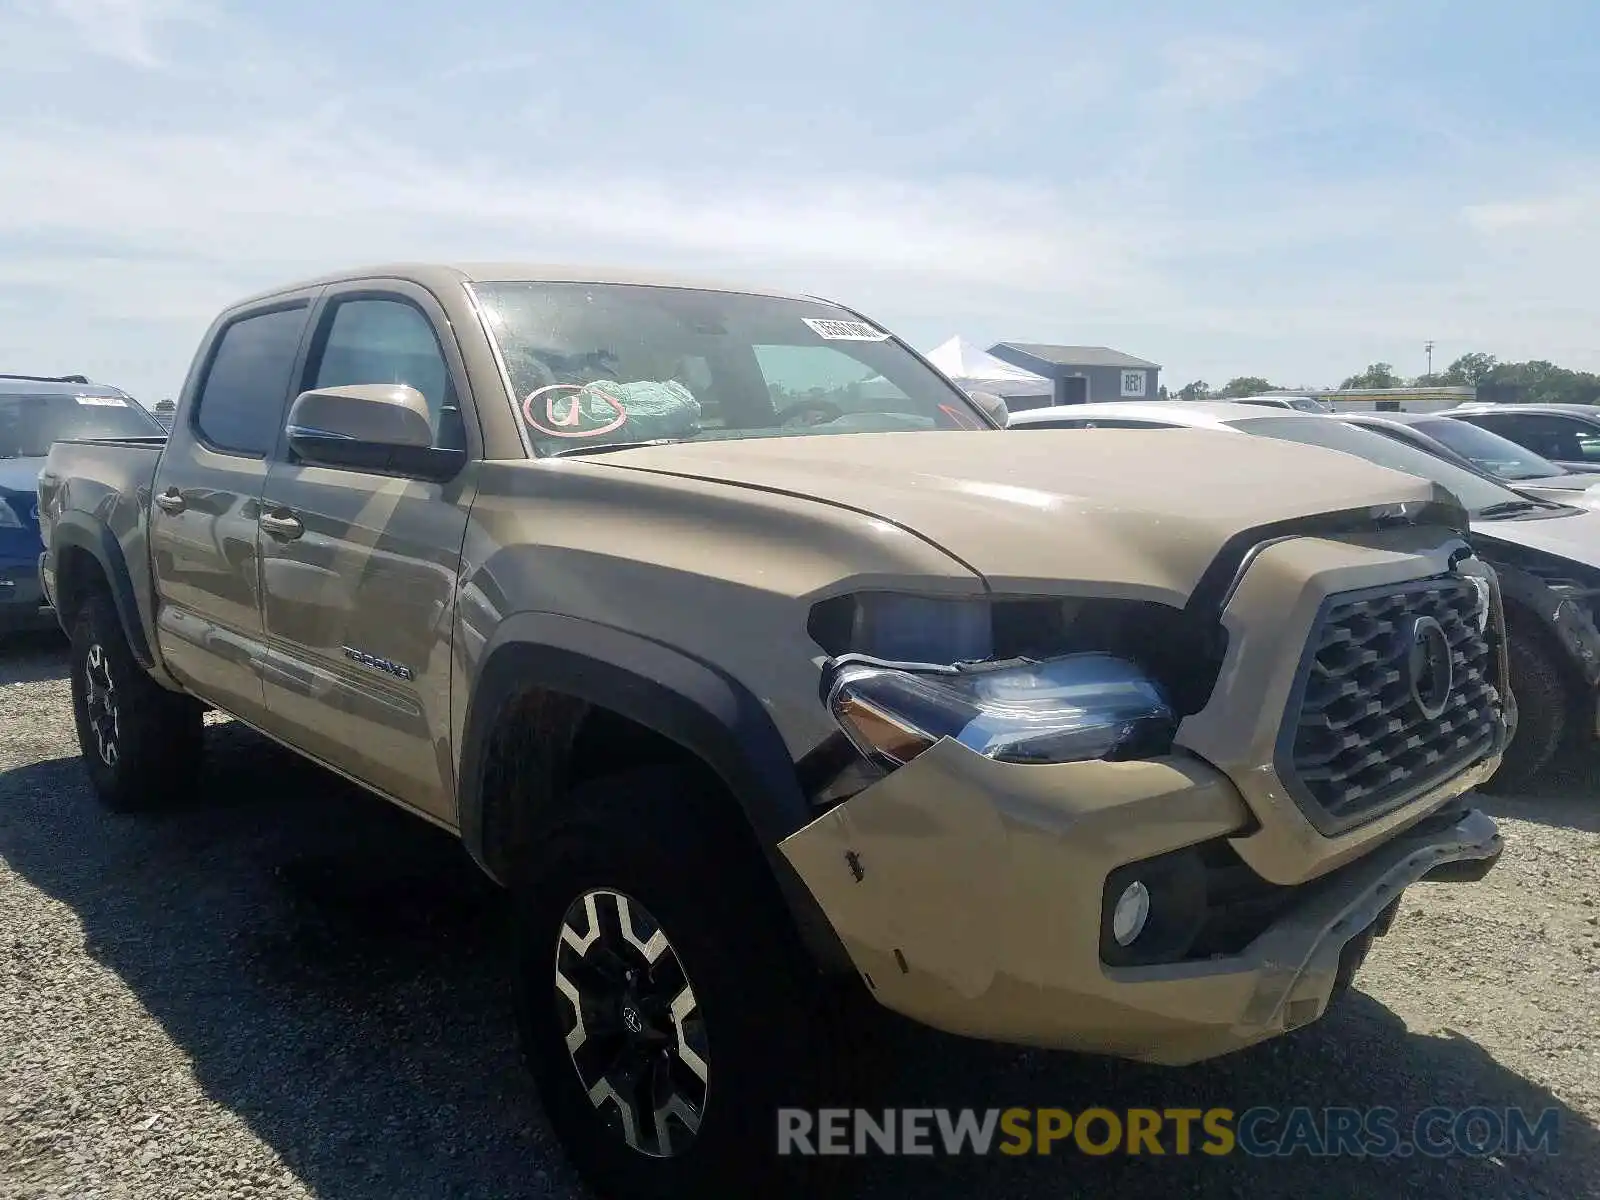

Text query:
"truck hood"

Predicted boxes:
[[597, 430, 1453, 603]]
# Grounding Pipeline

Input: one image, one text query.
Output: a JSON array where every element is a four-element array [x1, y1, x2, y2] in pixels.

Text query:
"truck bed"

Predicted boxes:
[[38, 437, 166, 647]]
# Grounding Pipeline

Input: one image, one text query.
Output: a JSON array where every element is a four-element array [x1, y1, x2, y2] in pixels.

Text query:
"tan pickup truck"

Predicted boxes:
[[38, 263, 1509, 1197]]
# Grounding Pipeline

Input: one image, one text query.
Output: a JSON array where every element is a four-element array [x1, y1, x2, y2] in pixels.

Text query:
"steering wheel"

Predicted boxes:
[[772, 399, 846, 428]]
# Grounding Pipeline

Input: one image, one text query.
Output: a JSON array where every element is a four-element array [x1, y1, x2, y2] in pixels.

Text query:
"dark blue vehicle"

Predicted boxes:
[[0, 375, 165, 631]]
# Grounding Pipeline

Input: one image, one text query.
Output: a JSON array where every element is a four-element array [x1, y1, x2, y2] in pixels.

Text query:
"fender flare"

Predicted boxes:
[[457, 612, 852, 972], [1493, 561, 1600, 689], [48, 512, 157, 670]]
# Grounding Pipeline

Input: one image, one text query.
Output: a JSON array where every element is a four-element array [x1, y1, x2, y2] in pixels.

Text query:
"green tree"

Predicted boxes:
[[1340, 362, 1404, 389], [1479, 359, 1600, 405], [1440, 353, 1498, 385], [1218, 376, 1277, 398], [1176, 379, 1211, 402], [154, 398, 176, 413]]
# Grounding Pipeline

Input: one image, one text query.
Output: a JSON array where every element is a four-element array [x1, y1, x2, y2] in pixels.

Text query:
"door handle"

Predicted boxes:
[[259, 510, 305, 541], [154, 488, 186, 515]]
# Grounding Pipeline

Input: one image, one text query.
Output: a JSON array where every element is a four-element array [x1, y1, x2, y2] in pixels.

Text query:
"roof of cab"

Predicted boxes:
[[227, 262, 827, 310], [0, 375, 131, 399], [1452, 402, 1600, 417]]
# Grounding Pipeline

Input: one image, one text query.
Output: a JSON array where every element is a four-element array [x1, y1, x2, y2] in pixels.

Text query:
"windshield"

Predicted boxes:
[[471, 282, 989, 455], [0, 392, 161, 458], [1411, 416, 1564, 480], [1226, 414, 1533, 516]]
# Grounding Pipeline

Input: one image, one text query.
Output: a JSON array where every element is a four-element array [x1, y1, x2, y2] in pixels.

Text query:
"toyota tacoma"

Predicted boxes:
[[38, 263, 1509, 1198]]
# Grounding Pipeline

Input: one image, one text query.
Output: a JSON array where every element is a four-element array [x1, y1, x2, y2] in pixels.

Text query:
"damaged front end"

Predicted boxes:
[[778, 516, 1509, 1065]]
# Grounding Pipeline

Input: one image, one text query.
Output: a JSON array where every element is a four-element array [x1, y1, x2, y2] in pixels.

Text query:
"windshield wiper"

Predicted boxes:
[[546, 438, 686, 459], [1475, 500, 1543, 518]]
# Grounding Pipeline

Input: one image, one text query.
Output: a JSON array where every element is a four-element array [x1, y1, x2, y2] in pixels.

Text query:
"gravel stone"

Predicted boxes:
[[1, 630, 1596, 1198]]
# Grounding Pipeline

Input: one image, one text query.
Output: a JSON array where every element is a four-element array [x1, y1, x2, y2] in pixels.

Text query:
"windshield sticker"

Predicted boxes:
[[802, 318, 890, 342], [523, 382, 629, 439], [74, 394, 127, 407]]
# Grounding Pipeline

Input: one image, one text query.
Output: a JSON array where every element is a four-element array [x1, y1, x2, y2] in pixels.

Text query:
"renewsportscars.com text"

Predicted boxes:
[[776, 1106, 1561, 1159]]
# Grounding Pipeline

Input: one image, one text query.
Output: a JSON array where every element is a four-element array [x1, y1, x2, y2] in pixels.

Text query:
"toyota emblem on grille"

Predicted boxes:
[[1405, 615, 1454, 720]]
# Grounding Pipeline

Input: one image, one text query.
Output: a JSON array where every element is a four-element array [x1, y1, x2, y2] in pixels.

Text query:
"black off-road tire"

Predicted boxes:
[[511, 766, 862, 1199], [1485, 629, 1571, 794], [69, 591, 203, 812]]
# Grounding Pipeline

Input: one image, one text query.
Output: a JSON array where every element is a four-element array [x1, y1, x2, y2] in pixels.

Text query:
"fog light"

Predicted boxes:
[[1111, 881, 1151, 946]]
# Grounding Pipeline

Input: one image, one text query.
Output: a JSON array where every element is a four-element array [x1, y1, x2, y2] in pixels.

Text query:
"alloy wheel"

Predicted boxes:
[[554, 888, 710, 1158], [83, 643, 120, 768]]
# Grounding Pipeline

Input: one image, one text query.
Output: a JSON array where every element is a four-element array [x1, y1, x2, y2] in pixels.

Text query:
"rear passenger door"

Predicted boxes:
[[149, 298, 315, 726], [255, 283, 478, 825]]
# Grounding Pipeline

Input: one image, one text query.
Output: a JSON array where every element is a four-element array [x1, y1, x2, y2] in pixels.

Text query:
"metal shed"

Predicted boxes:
[[986, 343, 1162, 408]]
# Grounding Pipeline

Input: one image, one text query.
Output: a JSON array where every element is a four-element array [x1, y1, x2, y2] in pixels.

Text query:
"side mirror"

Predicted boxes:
[[966, 389, 1009, 427], [285, 384, 465, 481]]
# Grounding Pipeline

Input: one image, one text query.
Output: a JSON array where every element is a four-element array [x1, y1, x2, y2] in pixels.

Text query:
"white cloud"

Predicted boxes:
[[37, 0, 209, 67], [1463, 185, 1600, 234], [2, 3, 1597, 401], [1154, 35, 1298, 110]]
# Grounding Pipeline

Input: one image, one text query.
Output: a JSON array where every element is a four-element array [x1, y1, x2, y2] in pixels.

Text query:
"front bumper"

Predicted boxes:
[[779, 739, 1501, 1067]]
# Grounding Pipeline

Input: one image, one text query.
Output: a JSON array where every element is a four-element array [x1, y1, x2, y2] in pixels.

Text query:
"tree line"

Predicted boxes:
[[1168, 353, 1600, 406]]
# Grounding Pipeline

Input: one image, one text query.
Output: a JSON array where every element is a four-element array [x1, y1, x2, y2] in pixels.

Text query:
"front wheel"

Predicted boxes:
[[1485, 629, 1571, 794], [69, 592, 202, 811], [512, 767, 857, 1199]]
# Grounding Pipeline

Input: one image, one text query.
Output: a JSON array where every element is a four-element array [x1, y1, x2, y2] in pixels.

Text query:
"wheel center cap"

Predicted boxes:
[[621, 1003, 644, 1036]]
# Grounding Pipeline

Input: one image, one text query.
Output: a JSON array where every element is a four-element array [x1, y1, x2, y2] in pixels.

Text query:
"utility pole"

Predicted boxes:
[[1424, 341, 1435, 379]]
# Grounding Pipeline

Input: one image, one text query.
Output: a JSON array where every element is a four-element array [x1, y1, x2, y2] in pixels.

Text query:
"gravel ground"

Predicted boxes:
[[1, 629, 1596, 1199]]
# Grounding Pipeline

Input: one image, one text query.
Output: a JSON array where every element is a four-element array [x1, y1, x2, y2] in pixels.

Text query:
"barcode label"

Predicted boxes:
[[802, 318, 890, 342]]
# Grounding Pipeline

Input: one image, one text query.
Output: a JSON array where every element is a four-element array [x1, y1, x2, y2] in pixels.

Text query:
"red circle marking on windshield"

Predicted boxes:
[[524, 382, 629, 439]]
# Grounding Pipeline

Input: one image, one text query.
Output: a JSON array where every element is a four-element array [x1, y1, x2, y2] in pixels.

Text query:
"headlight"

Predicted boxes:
[[0, 500, 24, 530], [823, 652, 1176, 767], [1465, 574, 1492, 633]]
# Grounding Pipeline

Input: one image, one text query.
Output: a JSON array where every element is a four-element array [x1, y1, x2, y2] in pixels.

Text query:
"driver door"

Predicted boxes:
[[255, 283, 478, 825]]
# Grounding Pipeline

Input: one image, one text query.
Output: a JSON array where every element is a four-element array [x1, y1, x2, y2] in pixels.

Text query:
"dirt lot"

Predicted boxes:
[[1, 630, 1596, 1199]]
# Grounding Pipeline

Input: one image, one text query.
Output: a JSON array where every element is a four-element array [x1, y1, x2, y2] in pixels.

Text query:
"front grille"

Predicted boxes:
[[1280, 575, 1501, 834]]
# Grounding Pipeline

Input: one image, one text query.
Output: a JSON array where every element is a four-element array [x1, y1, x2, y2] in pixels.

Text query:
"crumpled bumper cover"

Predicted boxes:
[[778, 739, 1501, 1067]]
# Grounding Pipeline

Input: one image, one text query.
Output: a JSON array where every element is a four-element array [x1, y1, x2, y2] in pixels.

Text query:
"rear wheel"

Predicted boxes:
[[512, 766, 858, 1199], [1485, 628, 1571, 794], [69, 591, 202, 811]]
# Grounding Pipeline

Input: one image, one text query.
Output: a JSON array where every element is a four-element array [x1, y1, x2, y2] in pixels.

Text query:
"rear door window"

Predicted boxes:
[[193, 306, 309, 456]]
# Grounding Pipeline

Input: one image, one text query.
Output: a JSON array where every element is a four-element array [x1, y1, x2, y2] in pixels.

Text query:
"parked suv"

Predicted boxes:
[[0, 374, 162, 630], [40, 265, 1508, 1198]]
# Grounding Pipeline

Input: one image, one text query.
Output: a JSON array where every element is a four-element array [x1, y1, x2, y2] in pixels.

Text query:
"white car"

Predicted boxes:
[[1232, 395, 1333, 413]]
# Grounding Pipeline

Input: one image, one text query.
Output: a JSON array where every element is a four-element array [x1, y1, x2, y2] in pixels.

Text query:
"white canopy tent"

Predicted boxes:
[[923, 336, 1053, 400]]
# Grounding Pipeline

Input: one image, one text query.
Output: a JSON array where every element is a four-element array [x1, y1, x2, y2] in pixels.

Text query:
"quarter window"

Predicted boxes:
[[193, 306, 309, 456]]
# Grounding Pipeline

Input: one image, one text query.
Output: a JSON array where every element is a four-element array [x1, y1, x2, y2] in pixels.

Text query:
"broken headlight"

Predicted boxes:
[[823, 652, 1176, 768]]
